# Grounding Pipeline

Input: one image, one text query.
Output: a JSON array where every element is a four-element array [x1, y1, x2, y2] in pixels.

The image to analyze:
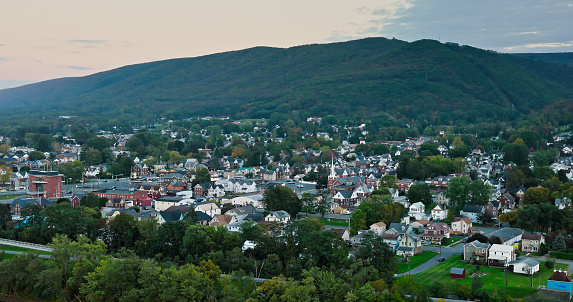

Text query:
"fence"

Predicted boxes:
[[0, 238, 53, 252]]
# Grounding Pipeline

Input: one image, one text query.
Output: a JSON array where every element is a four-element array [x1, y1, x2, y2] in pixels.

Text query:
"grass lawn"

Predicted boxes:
[[319, 219, 349, 227], [409, 256, 569, 299], [0, 245, 52, 256], [397, 251, 439, 273], [0, 194, 24, 200], [427, 237, 461, 246]]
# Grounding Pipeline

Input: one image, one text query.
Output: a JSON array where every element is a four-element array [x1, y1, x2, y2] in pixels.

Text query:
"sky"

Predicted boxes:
[[1, 0, 572, 89]]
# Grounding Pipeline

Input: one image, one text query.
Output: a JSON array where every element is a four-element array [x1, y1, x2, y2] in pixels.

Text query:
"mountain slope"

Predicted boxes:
[[1, 37, 572, 125]]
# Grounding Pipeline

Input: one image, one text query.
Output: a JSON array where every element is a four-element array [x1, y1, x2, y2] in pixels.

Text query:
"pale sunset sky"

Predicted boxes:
[[0, 0, 572, 89]]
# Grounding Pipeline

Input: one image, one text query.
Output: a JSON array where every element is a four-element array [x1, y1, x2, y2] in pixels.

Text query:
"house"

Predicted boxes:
[[451, 217, 472, 235], [369, 222, 387, 236], [196, 212, 213, 226], [381, 233, 401, 251], [232, 180, 257, 194], [421, 222, 450, 244], [408, 202, 426, 220], [450, 267, 466, 279], [486, 200, 501, 220], [410, 219, 429, 233], [435, 191, 450, 206], [488, 244, 515, 266], [497, 192, 516, 211], [330, 228, 351, 242], [431, 204, 447, 221], [154, 197, 185, 211], [396, 233, 423, 256], [265, 210, 291, 223], [386, 222, 413, 236], [547, 270, 573, 298], [509, 258, 539, 275], [132, 163, 150, 176], [195, 202, 221, 217], [459, 205, 485, 223], [463, 240, 490, 262], [521, 233, 545, 253], [210, 214, 234, 226]]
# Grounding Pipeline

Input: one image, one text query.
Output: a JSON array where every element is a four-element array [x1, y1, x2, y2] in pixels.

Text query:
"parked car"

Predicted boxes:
[[438, 257, 445, 263]]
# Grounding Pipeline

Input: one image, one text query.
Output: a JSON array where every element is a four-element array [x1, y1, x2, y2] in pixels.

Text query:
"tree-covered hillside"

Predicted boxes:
[[1, 37, 572, 126]]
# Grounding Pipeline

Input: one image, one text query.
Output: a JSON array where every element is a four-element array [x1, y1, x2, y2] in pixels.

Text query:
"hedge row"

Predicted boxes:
[[549, 251, 573, 260]]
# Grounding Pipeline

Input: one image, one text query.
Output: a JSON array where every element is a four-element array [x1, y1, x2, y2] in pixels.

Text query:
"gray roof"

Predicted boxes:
[[509, 258, 539, 266], [467, 240, 490, 249], [462, 204, 484, 213], [489, 228, 523, 241], [450, 267, 465, 275]]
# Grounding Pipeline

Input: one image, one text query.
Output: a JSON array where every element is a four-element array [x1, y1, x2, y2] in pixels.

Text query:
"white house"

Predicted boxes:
[[369, 222, 387, 236], [195, 202, 221, 217], [265, 210, 291, 223], [451, 217, 472, 235], [233, 180, 258, 194], [408, 202, 426, 220], [431, 204, 447, 221], [230, 196, 258, 207], [488, 244, 515, 266], [509, 258, 540, 275]]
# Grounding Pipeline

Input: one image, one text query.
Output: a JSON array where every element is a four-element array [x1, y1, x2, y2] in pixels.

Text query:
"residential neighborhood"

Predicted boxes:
[[2, 116, 573, 301]]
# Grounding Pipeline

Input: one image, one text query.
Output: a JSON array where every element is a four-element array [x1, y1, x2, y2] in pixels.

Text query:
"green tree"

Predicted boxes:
[[503, 142, 529, 166], [28, 150, 46, 161], [355, 232, 398, 283], [104, 213, 139, 252], [262, 185, 302, 217], [522, 187, 552, 205], [84, 149, 103, 165], [192, 167, 211, 186], [407, 184, 432, 206], [59, 160, 85, 181], [446, 177, 491, 212], [552, 234, 567, 252]]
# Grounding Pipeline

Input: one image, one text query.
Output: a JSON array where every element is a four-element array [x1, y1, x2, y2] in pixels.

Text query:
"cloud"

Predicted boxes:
[[503, 41, 573, 51], [351, 0, 573, 52], [68, 39, 106, 44], [60, 65, 94, 70], [0, 58, 8, 62]]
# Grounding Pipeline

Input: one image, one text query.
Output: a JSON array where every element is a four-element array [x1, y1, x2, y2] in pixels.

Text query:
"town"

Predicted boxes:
[[1, 116, 573, 301]]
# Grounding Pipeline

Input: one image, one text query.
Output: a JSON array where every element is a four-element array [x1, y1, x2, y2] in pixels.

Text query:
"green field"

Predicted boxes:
[[0, 194, 24, 200], [397, 251, 439, 274], [409, 256, 569, 298], [320, 219, 349, 227], [0, 245, 52, 256]]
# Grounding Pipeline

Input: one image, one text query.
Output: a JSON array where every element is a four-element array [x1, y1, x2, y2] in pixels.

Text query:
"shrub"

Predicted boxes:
[[545, 260, 555, 269]]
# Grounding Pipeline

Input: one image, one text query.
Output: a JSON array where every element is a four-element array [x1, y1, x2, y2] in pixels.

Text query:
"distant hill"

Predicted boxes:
[[511, 52, 573, 67], [1, 37, 573, 126]]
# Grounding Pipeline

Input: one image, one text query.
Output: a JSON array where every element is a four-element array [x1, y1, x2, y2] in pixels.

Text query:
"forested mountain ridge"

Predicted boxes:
[[1, 37, 572, 126]]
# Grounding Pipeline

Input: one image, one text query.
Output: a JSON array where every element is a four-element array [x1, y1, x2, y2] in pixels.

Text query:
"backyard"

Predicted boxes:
[[409, 256, 569, 299], [320, 219, 349, 227], [397, 251, 439, 274]]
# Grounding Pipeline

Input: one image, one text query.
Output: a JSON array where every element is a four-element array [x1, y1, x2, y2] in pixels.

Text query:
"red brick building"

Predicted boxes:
[[91, 189, 148, 201], [28, 170, 64, 198]]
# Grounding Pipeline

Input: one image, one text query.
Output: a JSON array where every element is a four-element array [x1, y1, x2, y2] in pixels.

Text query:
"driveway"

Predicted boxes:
[[396, 243, 464, 277]]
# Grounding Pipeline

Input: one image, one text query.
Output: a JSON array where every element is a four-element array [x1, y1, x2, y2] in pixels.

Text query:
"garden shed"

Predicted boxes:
[[450, 267, 466, 279]]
